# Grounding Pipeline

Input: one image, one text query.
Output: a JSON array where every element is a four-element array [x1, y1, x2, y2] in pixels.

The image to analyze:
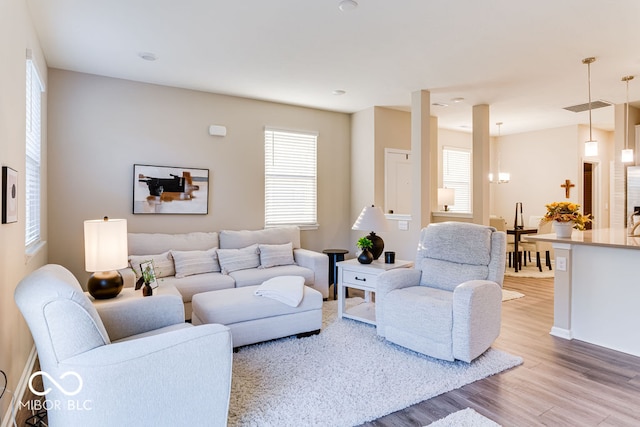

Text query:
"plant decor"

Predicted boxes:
[[356, 237, 373, 250], [542, 201, 592, 230]]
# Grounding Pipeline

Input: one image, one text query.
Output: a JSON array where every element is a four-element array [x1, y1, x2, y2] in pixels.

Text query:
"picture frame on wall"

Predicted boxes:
[[133, 164, 209, 215], [2, 166, 18, 224]]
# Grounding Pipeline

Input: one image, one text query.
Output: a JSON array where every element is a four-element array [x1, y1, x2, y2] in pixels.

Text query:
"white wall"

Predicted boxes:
[[0, 0, 48, 417], [47, 70, 352, 284]]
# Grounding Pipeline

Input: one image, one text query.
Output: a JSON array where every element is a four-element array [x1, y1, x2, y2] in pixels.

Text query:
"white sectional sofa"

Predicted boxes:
[[119, 226, 329, 319]]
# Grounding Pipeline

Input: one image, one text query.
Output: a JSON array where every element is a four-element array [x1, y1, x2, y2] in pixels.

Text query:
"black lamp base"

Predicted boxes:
[[367, 232, 384, 260], [87, 271, 124, 299]]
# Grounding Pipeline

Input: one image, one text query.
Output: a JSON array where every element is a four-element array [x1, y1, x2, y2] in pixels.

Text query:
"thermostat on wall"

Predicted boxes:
[[208, 125, 227, 137]]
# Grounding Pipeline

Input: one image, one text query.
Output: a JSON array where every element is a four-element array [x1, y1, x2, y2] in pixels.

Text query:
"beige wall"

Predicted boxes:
[[46, 69, 352, 285], [0, 0, 48, 416], [491, 125, 613, 228]]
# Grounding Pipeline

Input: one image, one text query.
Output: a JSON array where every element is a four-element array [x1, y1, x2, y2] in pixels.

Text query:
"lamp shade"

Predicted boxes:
[[351, 205, 389, 232], [437, 188, 455, 207], [84, 217, 128, 272], [584, 140, 598, 157]]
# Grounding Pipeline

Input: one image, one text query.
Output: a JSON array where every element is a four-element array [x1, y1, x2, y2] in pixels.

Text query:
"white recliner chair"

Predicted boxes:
[[375, 222, 506, 363], [14, 264, 233, 427]]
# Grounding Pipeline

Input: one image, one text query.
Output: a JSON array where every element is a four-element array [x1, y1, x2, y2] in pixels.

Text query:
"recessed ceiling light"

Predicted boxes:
[[138, 52, 157, 61], [338, 0, 358, 12], [332, 89, 346, 96], [451, 97, 465, 103], [432, 102, 449, 107]]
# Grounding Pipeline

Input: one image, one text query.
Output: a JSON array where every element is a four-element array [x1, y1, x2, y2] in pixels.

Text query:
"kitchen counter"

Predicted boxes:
[[525, 228, 640, 357]]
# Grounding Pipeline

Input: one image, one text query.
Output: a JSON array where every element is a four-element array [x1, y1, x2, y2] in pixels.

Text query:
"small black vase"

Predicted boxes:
[[357, 248, 373, 264], [142, 282, 153, 297]]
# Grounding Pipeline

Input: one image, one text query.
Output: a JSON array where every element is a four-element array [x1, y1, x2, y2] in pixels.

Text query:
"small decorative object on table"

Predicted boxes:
[[140, 261, 157, 297], [356, 237, 373, 264], [542, 201, 592, 238], [514, 202, 524, 229]]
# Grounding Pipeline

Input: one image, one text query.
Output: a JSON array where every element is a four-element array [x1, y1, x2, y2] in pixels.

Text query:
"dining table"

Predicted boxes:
[[506, 227, 538, 272]]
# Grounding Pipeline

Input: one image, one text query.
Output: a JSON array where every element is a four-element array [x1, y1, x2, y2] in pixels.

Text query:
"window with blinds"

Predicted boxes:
[[264, 128, 318, 228], [25, 58, 43, 247], [442, 146, 471, 213]]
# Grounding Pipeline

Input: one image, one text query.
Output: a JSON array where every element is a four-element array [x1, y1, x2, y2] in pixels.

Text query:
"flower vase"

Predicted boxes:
[[554, 221, 574, 238], [357, 248, 373, 264], [142, 282, 153, 297]]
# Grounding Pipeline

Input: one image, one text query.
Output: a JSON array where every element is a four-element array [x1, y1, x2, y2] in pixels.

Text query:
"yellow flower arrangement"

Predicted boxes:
[[542, 201, 592, 230]]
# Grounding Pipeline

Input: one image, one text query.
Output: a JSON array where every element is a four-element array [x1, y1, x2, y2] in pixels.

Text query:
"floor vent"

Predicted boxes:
[[563, 100, 612, 113]]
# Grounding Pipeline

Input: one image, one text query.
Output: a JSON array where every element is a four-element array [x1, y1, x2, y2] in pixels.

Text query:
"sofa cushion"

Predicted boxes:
[[129, 251, 175, 278], [219, 227, 301, 249], [258, 242, 295, 268], [171, 248, 220, 278], [217, 244, 260, 274], [230, 265, 314, 288], [128, 232, 219, 255]]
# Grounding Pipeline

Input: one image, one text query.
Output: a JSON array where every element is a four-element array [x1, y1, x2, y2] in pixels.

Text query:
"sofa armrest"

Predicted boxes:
[[118, 266, 137, 289], [56, 324, 232, 427], [375, 268, 422, 336], [294, 248, 329, 298], [91, 285, 185, 341], [452, 280, 502, 362]]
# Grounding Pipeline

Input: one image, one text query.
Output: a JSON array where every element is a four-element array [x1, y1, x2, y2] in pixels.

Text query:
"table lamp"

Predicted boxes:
[[437, 188, 455, 212], [84, 217, 128, 299], [352, 205, 389, 260]]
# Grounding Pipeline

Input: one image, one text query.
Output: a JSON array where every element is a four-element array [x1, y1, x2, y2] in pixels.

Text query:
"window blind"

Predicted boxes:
[[264, 128, 318, 228], [442, 147, 471, 213], [25, 58, 43, 247]]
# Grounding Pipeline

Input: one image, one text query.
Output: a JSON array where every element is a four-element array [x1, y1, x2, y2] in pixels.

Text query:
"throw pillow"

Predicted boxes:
[[217, 244, 260, 274], [258, 242, 295, 268], [129, 251, 175, 279], [171, 248, 221, 278]]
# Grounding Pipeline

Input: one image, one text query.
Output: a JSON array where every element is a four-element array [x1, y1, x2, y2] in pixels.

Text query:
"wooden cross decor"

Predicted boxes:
[[561, 179, 575, 198]]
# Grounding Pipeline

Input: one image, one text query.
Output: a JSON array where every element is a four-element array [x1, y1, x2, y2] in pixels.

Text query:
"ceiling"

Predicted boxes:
[[25, 0, 640, 136]]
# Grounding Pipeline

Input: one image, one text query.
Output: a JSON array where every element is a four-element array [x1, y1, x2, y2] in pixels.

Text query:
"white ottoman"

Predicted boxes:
[[191, 284, 323, 348]]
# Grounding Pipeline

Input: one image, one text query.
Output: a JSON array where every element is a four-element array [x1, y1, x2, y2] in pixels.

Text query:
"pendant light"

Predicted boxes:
[[490, 122, 510, 183], [583, 57, 598, 157], [621, 75, 635, 163]]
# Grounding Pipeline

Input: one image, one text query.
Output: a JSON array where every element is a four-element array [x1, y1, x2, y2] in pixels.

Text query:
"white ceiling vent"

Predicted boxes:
[[563, 100, 612, 113]]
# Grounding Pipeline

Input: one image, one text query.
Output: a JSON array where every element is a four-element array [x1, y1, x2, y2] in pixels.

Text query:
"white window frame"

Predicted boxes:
[[264, 127, 318, 229], [442, 146, 471, 213], [25, 54, 44, 249]]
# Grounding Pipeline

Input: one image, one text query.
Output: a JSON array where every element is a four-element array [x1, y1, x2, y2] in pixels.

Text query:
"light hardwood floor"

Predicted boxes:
[[361, 276, 640, 427]]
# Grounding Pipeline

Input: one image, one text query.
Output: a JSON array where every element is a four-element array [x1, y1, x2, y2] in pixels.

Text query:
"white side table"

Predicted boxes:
[[337, 258, 413, 325], [88, 284, 185, 341]]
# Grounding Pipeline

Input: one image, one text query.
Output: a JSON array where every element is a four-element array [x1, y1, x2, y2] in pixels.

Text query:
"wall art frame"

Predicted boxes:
[[133, 164, 209, 215], [2, 166, 18, 224]]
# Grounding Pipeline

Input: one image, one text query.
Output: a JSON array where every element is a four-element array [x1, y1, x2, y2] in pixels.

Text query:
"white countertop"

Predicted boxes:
[[524, 228, 640, 250]]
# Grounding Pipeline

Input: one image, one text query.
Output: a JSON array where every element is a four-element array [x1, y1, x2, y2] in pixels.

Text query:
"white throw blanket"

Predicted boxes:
[[254, 276, 304, 307]]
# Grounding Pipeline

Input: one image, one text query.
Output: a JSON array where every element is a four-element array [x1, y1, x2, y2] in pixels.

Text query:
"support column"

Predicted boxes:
[[410, 90, 435, 237], [472, 104, 490, 225], [550, 243, 573, 339]]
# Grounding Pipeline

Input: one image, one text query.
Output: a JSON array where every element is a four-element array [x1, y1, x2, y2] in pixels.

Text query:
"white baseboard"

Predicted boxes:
[[1, 345, 37, 427], [549, 326, 573, 340]]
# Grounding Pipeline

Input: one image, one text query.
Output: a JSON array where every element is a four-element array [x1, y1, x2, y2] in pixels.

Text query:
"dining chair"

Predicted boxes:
[[490, 216, 516, 267]]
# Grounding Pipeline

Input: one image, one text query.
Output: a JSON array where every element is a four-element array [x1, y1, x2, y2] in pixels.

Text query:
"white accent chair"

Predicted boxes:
[[14, 264, 233, 427], [375, 222, 506, 363]]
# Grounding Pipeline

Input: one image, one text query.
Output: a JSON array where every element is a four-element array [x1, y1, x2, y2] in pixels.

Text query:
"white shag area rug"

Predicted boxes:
[[228, 299, 522, 427], [504, 263, 554, 278], [502, 288, 525, 302], [427, 408, 500, 427]]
